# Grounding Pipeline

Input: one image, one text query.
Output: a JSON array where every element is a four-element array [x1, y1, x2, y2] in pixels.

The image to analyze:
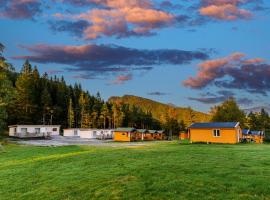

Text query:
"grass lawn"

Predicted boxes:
[[1, 142, 270, 200]]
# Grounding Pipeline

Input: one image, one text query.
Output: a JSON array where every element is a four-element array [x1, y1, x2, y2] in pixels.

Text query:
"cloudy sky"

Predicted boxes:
[[1, 0, 270, 112]]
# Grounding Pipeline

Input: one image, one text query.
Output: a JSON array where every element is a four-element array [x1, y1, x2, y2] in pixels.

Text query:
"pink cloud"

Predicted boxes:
[[56, 0, 178, 39], [112, 74, 133, 85], [183, 52, 246, 88], [199, 0, 252, 20], [242, 58, 265, 64]]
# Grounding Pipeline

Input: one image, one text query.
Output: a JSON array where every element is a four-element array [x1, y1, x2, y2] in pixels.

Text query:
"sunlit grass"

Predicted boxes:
[[0, 142, 270, 200]]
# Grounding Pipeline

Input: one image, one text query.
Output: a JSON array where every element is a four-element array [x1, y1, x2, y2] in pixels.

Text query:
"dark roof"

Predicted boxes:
[[242, 129, 250, 135], [189, 122, 239, 129], [114, 127, 136, 132]]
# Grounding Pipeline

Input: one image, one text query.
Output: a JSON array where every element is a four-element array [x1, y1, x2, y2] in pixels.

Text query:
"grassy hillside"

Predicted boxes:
[[109, 95, 210, 126], [1, 142, 270, 199]]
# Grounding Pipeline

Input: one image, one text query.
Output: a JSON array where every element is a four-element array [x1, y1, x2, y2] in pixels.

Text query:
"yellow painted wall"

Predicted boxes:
[[114, 131, 133, 142], [189, 127, 242, 144]]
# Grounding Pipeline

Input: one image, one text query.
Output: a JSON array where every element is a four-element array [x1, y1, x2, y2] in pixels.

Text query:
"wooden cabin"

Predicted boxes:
[[143, 129, 154, 141], [242, 129, 264, 144], [155, 130, 165, 140], [136, 129, 148, 141], [188, 122, 242, 144], [114, 128, 137, 142]]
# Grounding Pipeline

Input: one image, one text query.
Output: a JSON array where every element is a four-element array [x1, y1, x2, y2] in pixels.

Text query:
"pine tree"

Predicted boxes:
[[0, 46, 15, 130], [67, 98, 75, 128]]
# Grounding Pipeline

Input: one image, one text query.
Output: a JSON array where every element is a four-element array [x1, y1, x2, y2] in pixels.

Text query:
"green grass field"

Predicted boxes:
[[1, 142, 270, 200]]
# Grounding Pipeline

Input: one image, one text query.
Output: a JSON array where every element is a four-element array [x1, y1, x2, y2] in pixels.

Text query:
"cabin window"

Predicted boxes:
[[53, 128, 57, 131], [35, 128, 40, 133], [21, 128, 27, 133], [213, 129, 220, 137], [74, 130, 78, 136], [93, 131, 97, 137]]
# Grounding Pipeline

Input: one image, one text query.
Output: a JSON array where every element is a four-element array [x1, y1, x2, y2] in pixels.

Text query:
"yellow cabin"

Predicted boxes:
[[114, 128, 137, 142], [188, 122, 242, 144], [242, 129, 264, 144]]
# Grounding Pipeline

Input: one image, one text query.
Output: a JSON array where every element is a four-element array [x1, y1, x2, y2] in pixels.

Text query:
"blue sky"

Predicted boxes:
[[1, 0, 270, 112]]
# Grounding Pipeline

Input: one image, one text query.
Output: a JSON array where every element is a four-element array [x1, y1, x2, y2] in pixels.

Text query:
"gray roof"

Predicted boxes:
[[157, 130, 165, 133], [148, 130, 157, 134], [137, 129, 148, 133], [189, 122, 239, 129], [114, 127, 136, 132]]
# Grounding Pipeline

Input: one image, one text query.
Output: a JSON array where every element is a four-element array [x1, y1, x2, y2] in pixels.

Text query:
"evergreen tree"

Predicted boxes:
[[211, 98, 246, 125], [0, 44, 15, 131], [67, 98, 75, 128]]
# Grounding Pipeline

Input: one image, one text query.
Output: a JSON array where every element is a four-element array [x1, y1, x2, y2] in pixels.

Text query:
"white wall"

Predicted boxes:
[[9, 125, 60, 137], [63, 129, 80, 137]]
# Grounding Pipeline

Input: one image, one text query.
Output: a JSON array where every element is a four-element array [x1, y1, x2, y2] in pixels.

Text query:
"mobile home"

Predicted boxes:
[[9, 125, 60, 138]]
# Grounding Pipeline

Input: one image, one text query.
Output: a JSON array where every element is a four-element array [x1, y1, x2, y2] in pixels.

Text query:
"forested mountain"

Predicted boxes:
[[109, 95, 211, 126]]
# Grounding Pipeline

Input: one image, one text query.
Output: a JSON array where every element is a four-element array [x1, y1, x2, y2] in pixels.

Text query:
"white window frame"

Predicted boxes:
[[213, 129, 220, 137]]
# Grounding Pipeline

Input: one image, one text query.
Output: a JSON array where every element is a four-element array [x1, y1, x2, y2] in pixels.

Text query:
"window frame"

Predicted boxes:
[[213, 129, 221, 137]]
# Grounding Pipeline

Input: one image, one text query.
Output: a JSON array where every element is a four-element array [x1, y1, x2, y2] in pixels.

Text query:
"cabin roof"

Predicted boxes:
[[114, 127, 136, 132], [148, 130, 157, 133], [157, 130, 165, 133], [137, 129, 148, 133], [189, 122, 239, 129], [242, 129, 250, 135]]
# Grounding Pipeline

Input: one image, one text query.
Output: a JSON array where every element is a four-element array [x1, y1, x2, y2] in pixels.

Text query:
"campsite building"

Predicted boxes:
[[188, 122, 242, 144], [242, 129, 264, 144], [8, 125, 60, 138], [113, 128, 137, 142], [63, 129, 114, 139]]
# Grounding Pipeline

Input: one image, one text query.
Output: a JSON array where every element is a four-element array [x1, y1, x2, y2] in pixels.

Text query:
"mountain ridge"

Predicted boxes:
[[109, 95, 210, 126]]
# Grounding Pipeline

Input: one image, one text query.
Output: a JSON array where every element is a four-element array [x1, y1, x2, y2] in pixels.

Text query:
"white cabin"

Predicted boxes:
[[8, 125, 60, 138], [63, 129, 114, 139]]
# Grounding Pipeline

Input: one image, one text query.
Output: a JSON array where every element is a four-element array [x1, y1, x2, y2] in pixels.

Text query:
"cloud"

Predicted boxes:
[[49, 20, 90, 37], [111, 74, 132, 85], [188, 90, 253, 105], [46, 69, 64, 75], [183, 53, 270, 95], [183, 52, 245, 89], [13, 43, 209, 76], [52, 0, 188, 39], [147, 92, 170, 96], [199, 0, 253, 20], [0, 0, 42, 19]]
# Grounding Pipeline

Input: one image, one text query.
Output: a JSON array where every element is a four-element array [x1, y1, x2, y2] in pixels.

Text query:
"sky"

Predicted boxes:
[[1, 0, 270, 113]]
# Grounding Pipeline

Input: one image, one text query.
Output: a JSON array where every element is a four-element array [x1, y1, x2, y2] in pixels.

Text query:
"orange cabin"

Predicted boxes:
[[114, 128, 137, 142], [188, 122, 242, 144]]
